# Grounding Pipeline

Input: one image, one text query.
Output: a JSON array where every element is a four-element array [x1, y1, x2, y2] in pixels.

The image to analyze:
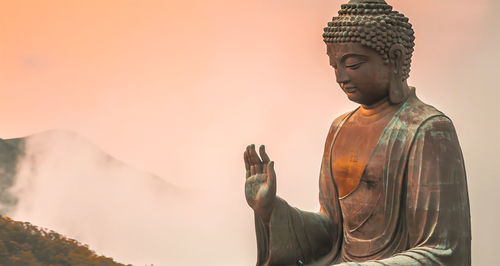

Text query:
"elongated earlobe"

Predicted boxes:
[[388, 44, 409, 104]]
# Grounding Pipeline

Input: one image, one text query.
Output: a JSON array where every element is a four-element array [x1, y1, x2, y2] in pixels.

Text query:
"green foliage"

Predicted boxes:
[[0, 215, 130, 265]]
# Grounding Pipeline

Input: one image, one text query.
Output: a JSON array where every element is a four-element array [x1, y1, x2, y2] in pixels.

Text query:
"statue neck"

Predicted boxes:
[[359, 96, 402, 118]]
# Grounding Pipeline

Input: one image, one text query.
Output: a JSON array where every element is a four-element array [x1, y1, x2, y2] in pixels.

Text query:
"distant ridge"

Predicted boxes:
[[0, 129, 179, 215], [0, 137, 24, 214]]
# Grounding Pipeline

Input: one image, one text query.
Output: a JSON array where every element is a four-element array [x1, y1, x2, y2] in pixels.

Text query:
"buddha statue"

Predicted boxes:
[[243, 0, 471, 265]]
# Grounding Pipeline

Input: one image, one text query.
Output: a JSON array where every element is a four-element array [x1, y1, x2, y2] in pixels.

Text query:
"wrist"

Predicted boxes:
[[256, 197, 276, 223]]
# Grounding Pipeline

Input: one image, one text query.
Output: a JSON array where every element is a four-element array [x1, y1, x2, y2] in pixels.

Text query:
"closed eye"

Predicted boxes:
[[345, 61, 366, 69]]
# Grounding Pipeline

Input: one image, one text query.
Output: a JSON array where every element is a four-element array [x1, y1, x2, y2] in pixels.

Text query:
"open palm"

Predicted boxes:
[[244, 144, 276, 222]]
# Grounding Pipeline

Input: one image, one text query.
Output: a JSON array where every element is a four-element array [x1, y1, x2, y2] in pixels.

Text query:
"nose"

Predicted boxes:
[[335, 68, 350, 86]]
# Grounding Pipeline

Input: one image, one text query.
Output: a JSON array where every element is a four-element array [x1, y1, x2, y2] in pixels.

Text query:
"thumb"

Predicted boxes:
[[266, 161, 276, 187]]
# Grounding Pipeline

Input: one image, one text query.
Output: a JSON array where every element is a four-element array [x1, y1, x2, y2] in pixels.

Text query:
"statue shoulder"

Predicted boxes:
[[323, 109, 357, 145], [329, 110, 355, 133], [332, 110, 353, 127], [398, 92, 451, 131]]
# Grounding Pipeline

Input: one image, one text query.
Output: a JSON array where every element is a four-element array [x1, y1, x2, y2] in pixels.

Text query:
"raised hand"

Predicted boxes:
[[244, 144, 277, 222]]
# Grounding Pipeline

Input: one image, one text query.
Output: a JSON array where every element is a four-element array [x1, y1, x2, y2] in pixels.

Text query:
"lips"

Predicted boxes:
[[345, 87, 357, 93]]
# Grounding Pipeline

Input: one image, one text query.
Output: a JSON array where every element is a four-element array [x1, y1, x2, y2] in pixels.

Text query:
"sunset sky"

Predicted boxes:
[[1, 0, 499, 264]]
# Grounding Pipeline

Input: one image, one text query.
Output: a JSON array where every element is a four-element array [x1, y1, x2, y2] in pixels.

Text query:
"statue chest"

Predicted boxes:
[[331, 108, 398, 240], [331, 113, 389, 198]]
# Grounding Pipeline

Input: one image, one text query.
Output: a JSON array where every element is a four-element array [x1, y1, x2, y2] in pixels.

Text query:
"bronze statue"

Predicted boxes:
[[243, 0, 471, 265]]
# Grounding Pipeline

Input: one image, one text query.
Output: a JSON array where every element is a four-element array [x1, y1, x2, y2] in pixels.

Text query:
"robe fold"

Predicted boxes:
[[254, 90, 471, 266]]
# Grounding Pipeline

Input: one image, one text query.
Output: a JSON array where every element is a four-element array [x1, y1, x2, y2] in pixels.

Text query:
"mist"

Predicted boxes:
[[6, 130, 259, 265]]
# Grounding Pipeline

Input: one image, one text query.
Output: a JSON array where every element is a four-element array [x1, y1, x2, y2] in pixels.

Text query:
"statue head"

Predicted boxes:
[[323, 0, 415, 105]]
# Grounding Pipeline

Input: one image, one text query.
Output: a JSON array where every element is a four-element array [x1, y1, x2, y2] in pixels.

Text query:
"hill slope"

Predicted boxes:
[[0, 215, 130, 265]]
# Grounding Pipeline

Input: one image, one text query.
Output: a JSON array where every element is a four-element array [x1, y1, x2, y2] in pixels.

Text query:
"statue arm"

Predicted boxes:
[[254, 114, 348, 266], [336, 116, 471, 266], [255, 197, 334, 265]]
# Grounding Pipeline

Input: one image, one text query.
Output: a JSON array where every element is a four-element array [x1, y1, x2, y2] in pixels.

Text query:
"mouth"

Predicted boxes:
[[344, 87, 357, 93]]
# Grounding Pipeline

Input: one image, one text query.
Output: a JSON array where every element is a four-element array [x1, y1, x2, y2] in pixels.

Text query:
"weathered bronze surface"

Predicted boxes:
[[243, 0, 471, 265]]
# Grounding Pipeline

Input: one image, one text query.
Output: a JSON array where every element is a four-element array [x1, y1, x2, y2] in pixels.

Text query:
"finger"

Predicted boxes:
[[266, 161, 276, 188], [248, 144, 263, 173], [246, 144, 256, 165], [246, 145, 257, 175], [259, 145, 270, 163], [244, 150, 251, 178], [248, 144, 262, 164]]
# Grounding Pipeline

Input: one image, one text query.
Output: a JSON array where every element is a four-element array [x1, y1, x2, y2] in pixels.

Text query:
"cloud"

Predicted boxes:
[[6, 129, 263, 265]]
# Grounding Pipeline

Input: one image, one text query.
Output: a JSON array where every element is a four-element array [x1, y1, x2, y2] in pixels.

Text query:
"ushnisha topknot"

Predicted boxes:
[[323, 0, 415, 80]]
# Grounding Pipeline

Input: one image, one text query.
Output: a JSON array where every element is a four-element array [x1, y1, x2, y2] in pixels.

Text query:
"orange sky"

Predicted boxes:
[[1, 0, 499, 264], [0, 0, 492, 179]]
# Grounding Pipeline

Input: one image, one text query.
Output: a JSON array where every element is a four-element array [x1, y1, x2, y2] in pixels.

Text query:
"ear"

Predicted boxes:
[[388, 44, 409, 104], [388, 44, 405, 77]]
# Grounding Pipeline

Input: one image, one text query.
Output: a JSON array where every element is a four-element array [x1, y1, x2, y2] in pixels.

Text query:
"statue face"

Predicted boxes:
[[327, 42, 392, 106]]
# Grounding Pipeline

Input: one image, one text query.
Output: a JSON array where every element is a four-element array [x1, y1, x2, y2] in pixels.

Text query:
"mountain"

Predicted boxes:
[[0, 130, 179, 216], [0, 215, 130, 265], [0, 137, 24, 214], [0, 130, 183, 265]]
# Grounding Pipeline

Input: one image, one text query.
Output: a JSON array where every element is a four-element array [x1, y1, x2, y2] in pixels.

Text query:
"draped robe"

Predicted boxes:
[[254, 90, 471, 265]]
